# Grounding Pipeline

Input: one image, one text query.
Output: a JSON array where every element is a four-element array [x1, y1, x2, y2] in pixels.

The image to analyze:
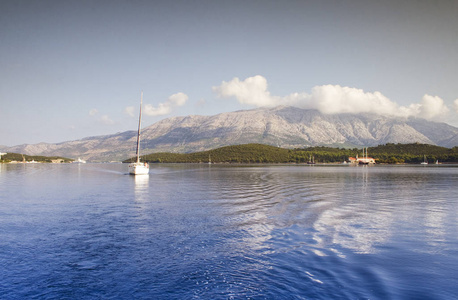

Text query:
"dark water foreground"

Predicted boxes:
[[1, 163, 457, 299]]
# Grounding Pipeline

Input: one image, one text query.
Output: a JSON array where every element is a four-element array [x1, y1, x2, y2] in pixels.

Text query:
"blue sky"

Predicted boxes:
[[1, 0, 457, 146]]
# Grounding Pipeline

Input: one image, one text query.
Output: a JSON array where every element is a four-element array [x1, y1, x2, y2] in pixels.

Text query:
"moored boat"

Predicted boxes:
[[73, 158, 86, 164], [129, 92, 149, 175], [358, 147, 374, 165], [420, 155, 428, 165]]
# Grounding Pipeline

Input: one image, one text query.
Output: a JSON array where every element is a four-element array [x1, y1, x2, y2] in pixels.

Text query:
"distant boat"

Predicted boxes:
[[128, 92, 149, 175], [358, 147, 369, 165], [208, 155, 212, 164], [435, 160, 439, 164], [73, 158, 86, 164], [420, 155, 428, 165], [307, 155, 316, 165]]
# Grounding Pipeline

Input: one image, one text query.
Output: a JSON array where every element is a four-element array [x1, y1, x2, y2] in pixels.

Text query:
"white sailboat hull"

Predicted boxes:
[[129, 91, 149, 176], [128, 162, 149, 175], [421, 155, 428, 165]]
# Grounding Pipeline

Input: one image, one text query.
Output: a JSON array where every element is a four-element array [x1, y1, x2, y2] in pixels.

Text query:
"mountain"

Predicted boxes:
[[3, 106, 458, 161]]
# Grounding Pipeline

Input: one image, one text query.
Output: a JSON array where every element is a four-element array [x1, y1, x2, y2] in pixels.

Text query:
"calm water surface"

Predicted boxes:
[[0, 163, 457, 299]]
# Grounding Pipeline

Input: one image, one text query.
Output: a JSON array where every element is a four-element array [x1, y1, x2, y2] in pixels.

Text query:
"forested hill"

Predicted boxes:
[[368, 143, 455, 155], [125, 143, 458, 164], [0, 153, 73, 163]]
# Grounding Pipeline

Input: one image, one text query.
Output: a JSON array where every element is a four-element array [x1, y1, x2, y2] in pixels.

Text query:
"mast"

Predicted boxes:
[[135, 91, 143, 163]]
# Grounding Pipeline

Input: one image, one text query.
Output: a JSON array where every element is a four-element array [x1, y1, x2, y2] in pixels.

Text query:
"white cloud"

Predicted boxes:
[[89, 108, 99, 116], [416, 94, 449, 120], [196, 98, 207, 106], [213, 75, 452, 121], [145, 102, 172, 116], [453, 99, 458, 113], [212, 75, 278, 107], [168, 92, 188, 106], [89, 108, 115, 125], [124, 106, 135, 117], [144, 92, 188, 116], [100, 115, 115, 125], [307, 85, 399, 115]]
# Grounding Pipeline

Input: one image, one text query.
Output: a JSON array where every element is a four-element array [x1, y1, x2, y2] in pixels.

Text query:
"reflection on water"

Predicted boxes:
[[205, 166, 392, 255], [134, 174, 149, 199], [0, 163, 457, 299]]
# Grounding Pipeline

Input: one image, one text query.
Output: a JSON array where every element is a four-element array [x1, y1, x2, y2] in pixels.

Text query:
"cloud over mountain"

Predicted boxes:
[[453, 99, 458, 113], [144, 92, 188, 116], [410, 94, 449, 120], [212, 75, 277, 107], [213, 75, 452, 121]]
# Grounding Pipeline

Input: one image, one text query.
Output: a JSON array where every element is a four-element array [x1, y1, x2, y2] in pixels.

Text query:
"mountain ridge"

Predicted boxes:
[[2, 106, 457, 161]]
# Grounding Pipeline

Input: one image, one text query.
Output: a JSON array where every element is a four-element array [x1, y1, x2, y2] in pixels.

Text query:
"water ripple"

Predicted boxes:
[[1, 164, 457, 299]]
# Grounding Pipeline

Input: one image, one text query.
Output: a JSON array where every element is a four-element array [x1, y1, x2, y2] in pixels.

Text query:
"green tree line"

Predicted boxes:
[[124, 143, 458, 164], [0, 153, 73, 163]]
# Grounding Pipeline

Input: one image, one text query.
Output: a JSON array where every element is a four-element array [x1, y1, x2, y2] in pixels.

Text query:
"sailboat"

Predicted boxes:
[[420, 155, 428, 165], [359, 147, 369, 165], [73, 157, 86, 164], [307, 155, 316, 164], [129, 92, 150, 175]]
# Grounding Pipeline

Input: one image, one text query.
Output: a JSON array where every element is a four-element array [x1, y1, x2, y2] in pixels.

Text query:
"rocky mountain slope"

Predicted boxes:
[[3, 106, 458, 161]]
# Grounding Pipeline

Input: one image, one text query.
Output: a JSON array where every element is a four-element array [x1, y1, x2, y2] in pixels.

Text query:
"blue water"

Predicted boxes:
[[1, 163, 457, 299]]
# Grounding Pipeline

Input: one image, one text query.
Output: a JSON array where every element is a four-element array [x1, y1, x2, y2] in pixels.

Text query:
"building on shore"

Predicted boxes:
[[349, 155, 376, 164], [349, 148, 375, 164]]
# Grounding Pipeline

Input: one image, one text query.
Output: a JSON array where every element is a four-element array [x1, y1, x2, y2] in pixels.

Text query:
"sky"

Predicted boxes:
[[1, 0, 457, 146]]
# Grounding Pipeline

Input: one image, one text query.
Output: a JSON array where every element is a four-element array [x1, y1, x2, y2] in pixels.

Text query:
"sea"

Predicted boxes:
[[1, 163, 457, 299]]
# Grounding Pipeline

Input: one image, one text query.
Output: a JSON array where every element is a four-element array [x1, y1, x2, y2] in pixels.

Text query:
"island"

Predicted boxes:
[[123, 143, 458, 164]]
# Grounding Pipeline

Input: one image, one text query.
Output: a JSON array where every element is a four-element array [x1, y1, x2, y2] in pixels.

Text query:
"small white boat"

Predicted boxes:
[[129, 92, 149, 175], [420, 155, 428, 165], [73, 158, 86, 164]]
